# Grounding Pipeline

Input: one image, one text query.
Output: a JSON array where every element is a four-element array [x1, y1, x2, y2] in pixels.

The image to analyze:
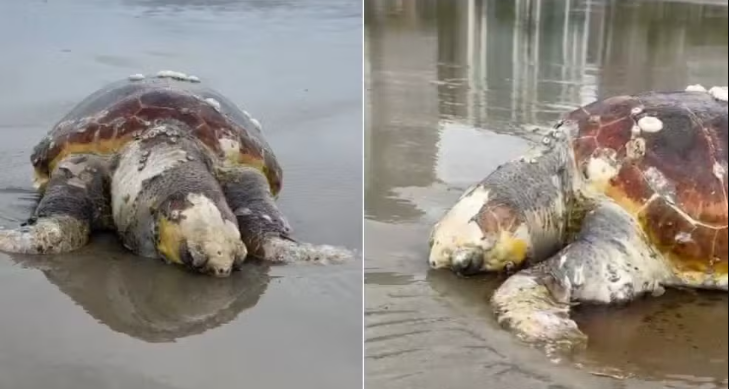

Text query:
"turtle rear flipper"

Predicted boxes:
[[0, 154, 111, 254], [491, 201, 674, 350], [217, 166, 354, 264]]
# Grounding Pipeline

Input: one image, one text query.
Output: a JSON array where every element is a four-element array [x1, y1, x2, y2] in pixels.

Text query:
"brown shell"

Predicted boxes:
[[31, 77, 282, 195], [564, 90, 727, 279]]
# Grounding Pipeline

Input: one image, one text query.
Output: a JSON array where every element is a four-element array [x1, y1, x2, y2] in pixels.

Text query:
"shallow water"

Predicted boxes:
[[364, 0, 728, 388], [0, 1, 362, 388]]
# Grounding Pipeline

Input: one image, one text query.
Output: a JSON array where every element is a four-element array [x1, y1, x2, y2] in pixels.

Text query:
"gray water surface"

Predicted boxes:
[[0, 1, 362, 388], [364, 1, 728, 388]]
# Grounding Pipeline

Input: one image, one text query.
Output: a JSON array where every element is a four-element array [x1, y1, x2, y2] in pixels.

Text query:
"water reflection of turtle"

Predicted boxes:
[[429, 85, 728, 350], [0, 72, 350, 277], [7, 239, 270, 342]]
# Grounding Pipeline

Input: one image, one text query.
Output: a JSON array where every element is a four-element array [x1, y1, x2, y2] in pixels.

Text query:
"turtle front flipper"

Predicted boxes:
[[0, 154, 111, 254], [491, 200, 675, 350], [217, 166, 354, 264]]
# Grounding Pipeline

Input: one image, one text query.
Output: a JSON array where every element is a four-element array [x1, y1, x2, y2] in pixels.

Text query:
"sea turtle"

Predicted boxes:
[[0, 71, 351, 277], [428, 85, 728, 348]]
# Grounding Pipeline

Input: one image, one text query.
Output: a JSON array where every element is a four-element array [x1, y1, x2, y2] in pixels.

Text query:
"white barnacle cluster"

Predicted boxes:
[[142, 123, 183, 142], [685, 84, 707, 93], [204, 97, 222, 113], [529, 127, 568, 163], [154, 70, 201, 83], [685, 84, 728, 102], [137, 149, 152, 171], [250, 117, 262, 130], [709, 86, 728, 102], [714, 161, 727, 183], [629, 105, 663, 135], [585, 153, 619, 188], [637, 116, 663, 133], [541, 128, 565, 147], [242, 109, 263, 131], [517, 147, 545, 165], [626, 137, 646, 160], [675, 231, 694, 244], [143, 125, 168, 140], [200, 96, 263, 130], [625, 104, 661, 160]]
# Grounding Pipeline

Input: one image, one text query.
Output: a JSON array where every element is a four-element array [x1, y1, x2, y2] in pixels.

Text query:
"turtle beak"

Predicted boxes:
[[208, 265, 232, 278]]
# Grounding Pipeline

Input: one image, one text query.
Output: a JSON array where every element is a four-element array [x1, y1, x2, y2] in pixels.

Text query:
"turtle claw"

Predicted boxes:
[[20, 216, 37, 228]]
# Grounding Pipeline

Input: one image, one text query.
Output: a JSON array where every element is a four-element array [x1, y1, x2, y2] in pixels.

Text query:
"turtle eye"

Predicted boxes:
[[504, 261, 516, 274]]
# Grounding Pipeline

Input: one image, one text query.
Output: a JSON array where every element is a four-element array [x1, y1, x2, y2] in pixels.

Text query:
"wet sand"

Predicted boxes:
[[0, 1, 362, 388], [364, 1, 728, 388]]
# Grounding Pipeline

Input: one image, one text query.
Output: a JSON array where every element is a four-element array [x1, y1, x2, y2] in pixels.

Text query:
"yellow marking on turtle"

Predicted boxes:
[[218, 137, 241, 166], [644, 225, 727, 277], [604, 184, 727, 286], [34, 136, 133, 191], [237, 153, 279, 195], [674, 271, 727, 289], [604, 185, 645, 216], [48, 136, 133, 173], [237, 153, 266, 169], [490, 230, 529, 269], [33, 169, 51, 191], [156, 217, 183, 265]]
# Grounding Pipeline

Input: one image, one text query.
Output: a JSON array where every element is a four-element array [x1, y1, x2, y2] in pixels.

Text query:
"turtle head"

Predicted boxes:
[[156, 192, 248, 277], [429, 128, 576, 276], [428, 184, 533, 276]]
